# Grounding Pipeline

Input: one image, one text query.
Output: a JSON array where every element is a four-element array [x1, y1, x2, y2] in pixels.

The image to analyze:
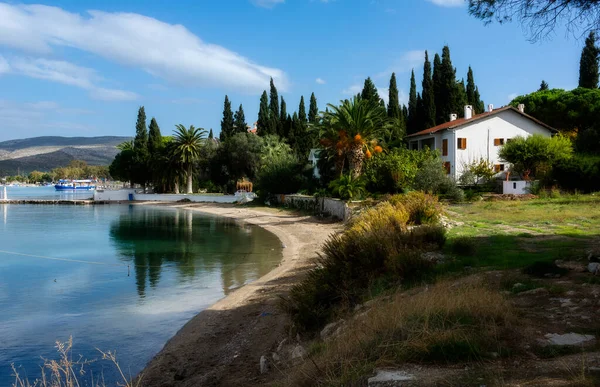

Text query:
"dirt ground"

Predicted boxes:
[[137, 203, 341, 387]]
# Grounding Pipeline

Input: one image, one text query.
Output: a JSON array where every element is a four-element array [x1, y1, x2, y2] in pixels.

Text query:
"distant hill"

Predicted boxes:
[[0, 136, 131, 175]]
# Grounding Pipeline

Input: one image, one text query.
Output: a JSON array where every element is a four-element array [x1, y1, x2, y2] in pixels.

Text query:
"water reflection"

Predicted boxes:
[[109, 206, 281, 298]]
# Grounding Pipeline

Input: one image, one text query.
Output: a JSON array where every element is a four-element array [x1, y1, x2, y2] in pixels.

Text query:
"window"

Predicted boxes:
[[457, 138, 467, 150], [443, 162, 451, 175], [494, 138, 505, 146], [513, 182, 517, 189], [442, 139, 448, 156], [494, 164, 505, 173]]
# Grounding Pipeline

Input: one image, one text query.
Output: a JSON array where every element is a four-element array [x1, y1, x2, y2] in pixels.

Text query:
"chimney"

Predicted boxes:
[[488, 104, 494, 113], [464, 105, 473, 119], [518, 104, 525, 113], [449, 113, 458, 122]]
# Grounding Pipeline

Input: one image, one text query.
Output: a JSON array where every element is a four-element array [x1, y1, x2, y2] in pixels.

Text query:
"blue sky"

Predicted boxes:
[[0, 0, 583, 141]]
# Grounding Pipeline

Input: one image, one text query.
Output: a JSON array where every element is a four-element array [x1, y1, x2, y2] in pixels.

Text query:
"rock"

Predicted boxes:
[[513, 283, 525, 289], [544, 333, 595, 346], [290, 344, 307, 362], [588, 262, 600, 275], [271, 352, 280, 363], [421, 252, 445, 264], [556, 260, 587, 272], [320, 319, 345, 340], [259, 355, 269, 374], [516, 288, 549, 297], [566, 290, 577, 296], [368, 369, 415, 386], [276, 338, 288, 353]]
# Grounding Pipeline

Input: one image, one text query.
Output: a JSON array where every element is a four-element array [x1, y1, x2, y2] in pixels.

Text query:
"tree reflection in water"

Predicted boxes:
[[109, 206, 281, 298]]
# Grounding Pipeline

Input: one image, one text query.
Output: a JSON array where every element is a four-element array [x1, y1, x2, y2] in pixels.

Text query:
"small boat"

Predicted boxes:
[[54, 179, 96, 191]]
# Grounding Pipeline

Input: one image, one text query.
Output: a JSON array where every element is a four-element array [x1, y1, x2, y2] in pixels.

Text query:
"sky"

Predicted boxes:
[[0, 0, 584, 141]]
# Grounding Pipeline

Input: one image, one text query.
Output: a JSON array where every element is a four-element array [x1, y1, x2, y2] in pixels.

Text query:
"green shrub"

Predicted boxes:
[[412, 158, 464, 202], [553, 154, 600, 193], [329, 173, 366, 201], [389, 191, 443, 225], [451, 237, 477, 256]]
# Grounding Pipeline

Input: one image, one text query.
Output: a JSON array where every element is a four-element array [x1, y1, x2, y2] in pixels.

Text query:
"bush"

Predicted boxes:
[[328, 173, 366, 201], [255, 153, 308, 197], [451, 237, 477, 256], [553, 154, 600, 193], [412, 158, 464, 202], [388, 191, 443, 225]]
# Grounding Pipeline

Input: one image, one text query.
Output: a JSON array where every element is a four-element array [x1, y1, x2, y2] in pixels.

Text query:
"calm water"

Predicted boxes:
[[0, 204, 282, 385], [2, 185, 94, 200]]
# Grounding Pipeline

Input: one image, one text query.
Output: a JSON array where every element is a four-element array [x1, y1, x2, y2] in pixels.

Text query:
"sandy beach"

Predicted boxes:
[[137, 203, 341, 386]]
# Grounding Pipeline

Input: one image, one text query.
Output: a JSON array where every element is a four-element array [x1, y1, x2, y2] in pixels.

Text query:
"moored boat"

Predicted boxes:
[[54, 179, 96, 191]]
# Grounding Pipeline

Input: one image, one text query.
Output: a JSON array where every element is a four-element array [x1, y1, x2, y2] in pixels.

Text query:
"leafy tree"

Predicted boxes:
[[234, 104, 247, 134], [421, 51, 436, 129], [433, 53, 443, 124], [437, 46, 458, 123], [308, 92, 319, 123], [148, 118, 162, 156], [539, 80, 549, 91], [498, 134, 573, 179], [361, 77, 380, 106], [256, 91, 270, 136], [208, 129, 214, 139], [468, 0, 600, 41], [407, 70, 418, 135], [220, 95, 235, 141], [210, 133, 264, 191], [279, 97, 287, 138], [466, 67, 484, 113], [172, 124, 207, 193], [320, 96, 387, 177], [110, 142, 135, 186], [459, 158, 496, 185], [579, 31, 599, 89]]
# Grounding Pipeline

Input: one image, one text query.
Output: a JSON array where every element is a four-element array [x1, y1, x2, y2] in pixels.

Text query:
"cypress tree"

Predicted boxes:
[[437, 46, 458, 123], [208, 129, 214, 139], [539, 80, 549, 91], [416, 92, 424, 133], [279, 97, 287, 137], [308, 93, 318, 123], [402, 105, 408, 122], [148, 117, 162, 156], [421, 51, 436, 129], [284, 113, 293, 141], [474, 86, 484, 113], [298, 96, 307, 123], [466, 67, 477, 112], [361, 77, 380, 105], [134, 106, 148, 153], [455, 79, 467, 117], [269, 78, 279, 118], [579, 31, 599, 89], [433, 53, 443, 124], [234, 104, 247, 134], [256, 91, 270, 136], [220, 95, 235, 141], [407, 70, 418, 135], [387, 73, 401, 119]]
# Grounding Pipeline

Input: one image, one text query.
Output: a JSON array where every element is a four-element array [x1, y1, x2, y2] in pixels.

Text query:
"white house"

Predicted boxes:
[[406, 104, 556, 181], [308, 148, 322, 178]]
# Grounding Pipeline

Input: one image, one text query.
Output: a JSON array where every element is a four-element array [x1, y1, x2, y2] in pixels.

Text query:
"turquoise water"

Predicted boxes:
[[0, 204, 282, 385]]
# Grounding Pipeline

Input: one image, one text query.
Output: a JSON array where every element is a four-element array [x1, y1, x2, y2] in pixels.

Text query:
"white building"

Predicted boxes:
[[406, 104, 556, 181], [308, 148, 322, 178]]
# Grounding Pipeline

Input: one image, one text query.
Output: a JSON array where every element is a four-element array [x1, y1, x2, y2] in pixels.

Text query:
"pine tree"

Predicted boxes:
[[361, 77, 380, 105], [234, 104, 247, 134], [407, 70, 418, 135], [279, 97, 287, 137], [387, 73, 401, 119], [308, 92, 319, 123], [433, 53, 443, 124], [220, 95, 235, 141], [148, 117, 162, 155], [298, 96, 307, 123], [539, 80, 549, 91], [579, 31, 599, 89], [134, 106, 148, 152], [421, 51, 436, 129], [256, 91, 270, 136], [437, 46, 458, 123]]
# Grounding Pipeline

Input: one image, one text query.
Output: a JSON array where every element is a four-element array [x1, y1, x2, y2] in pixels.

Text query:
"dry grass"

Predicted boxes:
[[287, 279, 515, 386], [11, 337, 142, 387]]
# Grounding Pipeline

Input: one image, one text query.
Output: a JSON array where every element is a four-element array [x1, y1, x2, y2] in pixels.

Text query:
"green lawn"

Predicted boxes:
[[443, 195, 600, 269]]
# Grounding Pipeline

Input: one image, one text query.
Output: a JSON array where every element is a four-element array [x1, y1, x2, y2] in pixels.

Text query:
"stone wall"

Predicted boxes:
[[93, 189, 237, 203], [277, 194, 350, 221]]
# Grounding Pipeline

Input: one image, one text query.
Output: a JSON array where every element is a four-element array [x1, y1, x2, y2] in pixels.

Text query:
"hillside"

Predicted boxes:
[[0, 136, 130, 175]]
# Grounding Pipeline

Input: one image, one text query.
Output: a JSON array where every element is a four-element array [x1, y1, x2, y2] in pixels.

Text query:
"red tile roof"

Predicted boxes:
[[406, 106, 556, 138]]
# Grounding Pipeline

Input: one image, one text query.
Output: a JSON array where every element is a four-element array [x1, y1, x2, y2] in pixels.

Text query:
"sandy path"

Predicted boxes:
[[137, 203, 341, 387]]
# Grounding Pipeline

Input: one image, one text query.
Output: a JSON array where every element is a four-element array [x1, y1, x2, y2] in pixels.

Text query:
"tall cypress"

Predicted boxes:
[[421, 51, 436, 129], [133, 106, 149, 186], [308, 93, 319, 123], [387, 73, 401, 119], [361, 77, 380, 105], [456, 79, 467, 117], [474, 86, 484, 113], [539, 80, 549, 91], [416, 93, 424, 135], [220, 95, 235, 141], [208, 129, 214, 139], [134, 106, 148, 152], [466, 67, 477, 112], [148, 117, 162, 155], [256, 91, 270, 136], [407, 70, 418, 135], [437, 46, 458, 123], [269, 78, 279, 118], [279, 97, 287, 137], [432, 53, 443, 124], [234, 104, 247, 134], [402, 105, 408, 122], [579, 31, 599, 89], [298, 96, 307, 123]]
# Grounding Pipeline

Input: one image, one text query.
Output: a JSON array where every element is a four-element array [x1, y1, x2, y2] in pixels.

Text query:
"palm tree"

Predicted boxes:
[[116, 140, 134, 151], [172, 124, 207, 194], [320, 97, 386, 177]]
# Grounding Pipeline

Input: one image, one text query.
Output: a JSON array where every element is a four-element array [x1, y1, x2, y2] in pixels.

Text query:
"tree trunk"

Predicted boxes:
[[186, 164, 193, 194], [348, 143, 365, 178], [174, 176, 180, 194]]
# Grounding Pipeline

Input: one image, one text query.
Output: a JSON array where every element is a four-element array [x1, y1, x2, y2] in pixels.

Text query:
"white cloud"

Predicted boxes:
[[316, 78, 326, 84], [0, 55, 9, 74], [251, 0, 285, 8], [6, 57, 138, 101], [426, 0, 465, 7], [0, 3, 288, 93], [376, 50, 426, 78], [342, 84, 362, 96], [507, 93, 518, 101]]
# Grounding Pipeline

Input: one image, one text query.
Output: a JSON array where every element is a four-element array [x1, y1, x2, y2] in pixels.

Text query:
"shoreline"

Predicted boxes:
[[137, 202, 341, 386]]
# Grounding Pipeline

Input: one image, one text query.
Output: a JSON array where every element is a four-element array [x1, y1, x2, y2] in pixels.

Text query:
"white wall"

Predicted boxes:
[[94, 189, 135, 201], [94, 189, 237, 203], [503, 180, 533, 195], [277, 194, 350, 221]]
